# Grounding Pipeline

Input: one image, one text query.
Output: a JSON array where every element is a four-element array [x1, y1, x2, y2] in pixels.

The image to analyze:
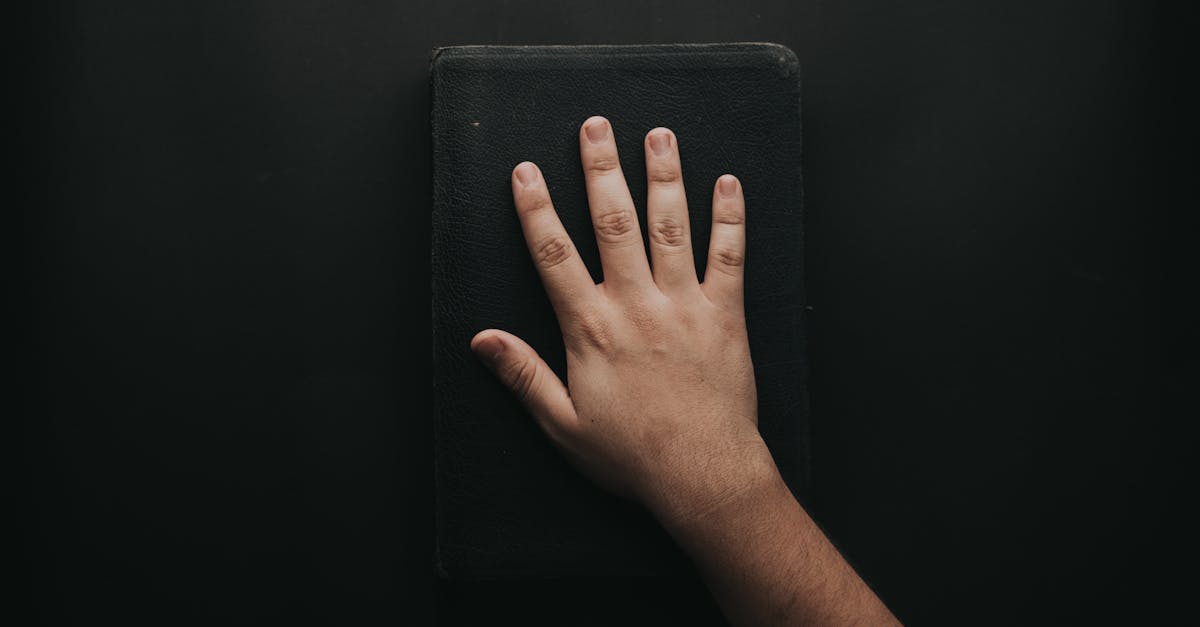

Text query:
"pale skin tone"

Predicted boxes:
[[470, 116, 900, 626]]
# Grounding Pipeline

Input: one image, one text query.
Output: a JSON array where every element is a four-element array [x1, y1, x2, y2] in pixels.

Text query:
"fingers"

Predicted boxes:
[[644, 127, 698, 293], [471, 329, 579, 436], [701, 174, 746, 310], [579, 116, 653, 290], [512, 161, 600, 317]]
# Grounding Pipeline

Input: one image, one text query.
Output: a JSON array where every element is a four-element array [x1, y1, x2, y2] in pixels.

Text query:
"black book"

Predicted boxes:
[[431, 43, 808, 579]]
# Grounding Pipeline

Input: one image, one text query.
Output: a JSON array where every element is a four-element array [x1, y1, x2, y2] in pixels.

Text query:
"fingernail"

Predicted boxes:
[[515, 162, 538, 186], [473, 335, 505, 364], [584, 118, 609, 143], [649, 130, 671, 156], [718, 175, 738, 198]]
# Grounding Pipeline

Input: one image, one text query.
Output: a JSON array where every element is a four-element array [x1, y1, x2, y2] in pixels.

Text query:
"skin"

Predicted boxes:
[[470, 116, 901, 626]]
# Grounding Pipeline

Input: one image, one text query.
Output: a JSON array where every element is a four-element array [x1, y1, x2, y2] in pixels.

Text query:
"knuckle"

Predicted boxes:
[[649, 217, 687, 248], [714, 209, 744, 225], [571, 308, 614, 351], [508, 358, 539, 403], [593, 210, 636, 241], [533, 235, 575, 268], [647, 165, 680, 184], [712, 247, 745, 271], [518, 194, 553, 215], [585, 155, 621, 174]]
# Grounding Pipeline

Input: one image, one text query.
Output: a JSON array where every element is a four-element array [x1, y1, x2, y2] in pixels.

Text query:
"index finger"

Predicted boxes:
[[512, 161, 599, 316]]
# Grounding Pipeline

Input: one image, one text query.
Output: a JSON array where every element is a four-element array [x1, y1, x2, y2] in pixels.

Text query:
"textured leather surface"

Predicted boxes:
[[431, 43, 808, 579]]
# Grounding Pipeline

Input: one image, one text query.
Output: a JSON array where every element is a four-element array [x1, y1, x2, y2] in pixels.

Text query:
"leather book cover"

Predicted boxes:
[[431, 43, 808, 579]]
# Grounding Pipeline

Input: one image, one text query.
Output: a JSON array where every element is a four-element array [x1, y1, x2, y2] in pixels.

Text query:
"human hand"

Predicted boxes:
[[469, 115, 781, 526]]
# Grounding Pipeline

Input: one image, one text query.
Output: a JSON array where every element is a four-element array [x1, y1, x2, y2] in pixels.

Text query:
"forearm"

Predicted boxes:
[[648, 444, 900, 626]]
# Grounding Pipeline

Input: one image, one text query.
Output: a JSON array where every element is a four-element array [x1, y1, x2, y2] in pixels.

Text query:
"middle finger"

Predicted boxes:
[[579, 116, 653, 291]]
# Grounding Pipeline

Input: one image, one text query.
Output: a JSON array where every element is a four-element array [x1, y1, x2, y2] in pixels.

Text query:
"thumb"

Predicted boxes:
[[470, 329, 578, 433]]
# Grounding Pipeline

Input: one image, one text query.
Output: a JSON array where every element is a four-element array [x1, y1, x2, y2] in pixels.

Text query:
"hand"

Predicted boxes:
[[470, 115, 900, 626], [469, 115, 779, 525]]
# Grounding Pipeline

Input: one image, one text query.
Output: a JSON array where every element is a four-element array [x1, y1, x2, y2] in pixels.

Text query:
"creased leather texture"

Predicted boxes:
[[431, 43, 808, 580]]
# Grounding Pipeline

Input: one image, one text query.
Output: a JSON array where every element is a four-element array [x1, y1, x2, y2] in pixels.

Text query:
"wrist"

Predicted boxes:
[[642, 436, 787, 540]]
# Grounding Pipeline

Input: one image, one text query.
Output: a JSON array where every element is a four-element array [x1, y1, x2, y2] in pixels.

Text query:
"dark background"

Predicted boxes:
[[18, 1, 1190, 625]]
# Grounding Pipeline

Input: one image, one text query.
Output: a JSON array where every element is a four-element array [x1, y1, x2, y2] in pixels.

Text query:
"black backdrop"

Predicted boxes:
[[18, 1, 1189, 625]]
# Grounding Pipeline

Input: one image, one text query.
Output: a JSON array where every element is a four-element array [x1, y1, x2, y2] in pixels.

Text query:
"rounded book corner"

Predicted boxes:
[[747, 41, 801, 78]]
